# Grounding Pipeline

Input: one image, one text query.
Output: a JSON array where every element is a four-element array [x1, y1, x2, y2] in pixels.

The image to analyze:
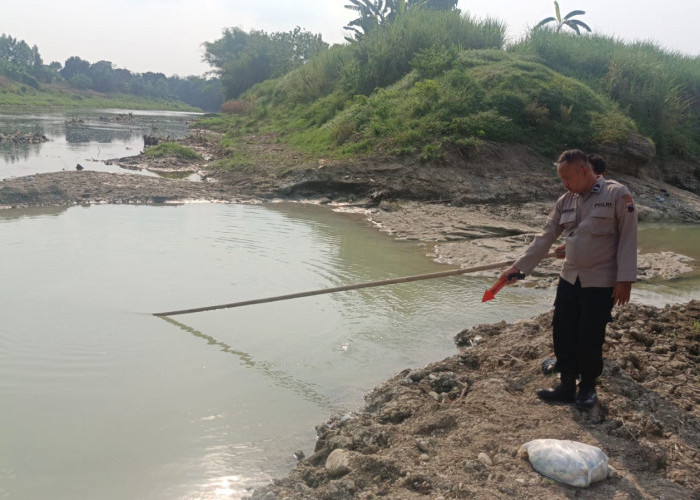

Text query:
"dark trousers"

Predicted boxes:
[[552, 277, 614, 386]]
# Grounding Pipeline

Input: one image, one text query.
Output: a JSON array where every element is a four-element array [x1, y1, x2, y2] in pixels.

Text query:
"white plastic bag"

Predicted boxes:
[[519, 439, 609, 487]]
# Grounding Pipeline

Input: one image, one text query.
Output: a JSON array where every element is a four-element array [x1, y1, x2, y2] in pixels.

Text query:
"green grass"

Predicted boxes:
[[212, 156, 256, 172], [251, 9, 506, 109], [276, 50, 632, 158], [193, 12, 700, 168], [513, 30, 700, 158], [0, 81, 200, 111], [143, 143, 202, 160]]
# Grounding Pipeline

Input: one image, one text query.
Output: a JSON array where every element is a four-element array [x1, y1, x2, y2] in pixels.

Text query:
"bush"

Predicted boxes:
[[348, 10, 505, 96], [250, 9, 504, 110], [449, 111, 519, 142], [589, 109, 636, 145], [275, 49, 625, 159], [220, 100, 247, 114], [143, 142, 202, 160], [514, 30, 700, 159], [411, 45, 457, 79], [303, 91, 350, 126]]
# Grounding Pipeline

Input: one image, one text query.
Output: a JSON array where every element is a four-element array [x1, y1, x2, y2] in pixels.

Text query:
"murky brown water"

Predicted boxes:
[[0, 202, 697, 499], [2, 107, 698, 498], [0, 108, 200, 179]]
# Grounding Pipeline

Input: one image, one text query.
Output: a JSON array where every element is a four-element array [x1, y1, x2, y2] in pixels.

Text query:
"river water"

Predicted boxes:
[[0, 108, 200, 179], [0, 111, 698, 500]]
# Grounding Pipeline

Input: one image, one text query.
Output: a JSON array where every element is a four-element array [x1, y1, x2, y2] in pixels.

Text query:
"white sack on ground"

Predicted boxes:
[[519, 439, 609, 487]]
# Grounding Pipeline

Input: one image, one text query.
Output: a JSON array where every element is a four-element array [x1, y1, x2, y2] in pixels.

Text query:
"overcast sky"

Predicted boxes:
[[4, 0, 699, 77]]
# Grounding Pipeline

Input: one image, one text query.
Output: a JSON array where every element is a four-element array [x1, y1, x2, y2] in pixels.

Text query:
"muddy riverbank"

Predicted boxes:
[[251, 300, 700, 500]]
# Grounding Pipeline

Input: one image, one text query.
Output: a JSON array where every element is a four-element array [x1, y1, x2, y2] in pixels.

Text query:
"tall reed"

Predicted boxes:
[[515, 30, 700, 158], [256, 10, 505, 108]]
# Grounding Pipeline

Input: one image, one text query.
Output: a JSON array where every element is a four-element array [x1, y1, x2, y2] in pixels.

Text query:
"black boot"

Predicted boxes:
[[575, 381, 598, 409], [541, 357, 558, 376], [537, 375, 576, 403]]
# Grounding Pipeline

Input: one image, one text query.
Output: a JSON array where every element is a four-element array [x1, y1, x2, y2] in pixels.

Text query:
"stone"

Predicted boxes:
[[429, 371, 457, 393], [416, 439, 430, 453], [477, 452, 493, 467], [597, 132, 656, 177], [325, 449, 352, 478], [407, 369, 425, 382]]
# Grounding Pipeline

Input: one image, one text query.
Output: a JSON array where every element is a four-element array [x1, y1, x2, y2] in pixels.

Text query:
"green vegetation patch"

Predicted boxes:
[[195, 11, 699, 167], [0, 84, 200, 111], [515, 30, 700, 158], [285, 50, 633, 158], [143, 142, 202, 160]]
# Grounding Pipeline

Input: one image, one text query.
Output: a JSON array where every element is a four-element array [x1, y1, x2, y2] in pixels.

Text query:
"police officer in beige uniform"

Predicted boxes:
[[501, 149, 637, 409]]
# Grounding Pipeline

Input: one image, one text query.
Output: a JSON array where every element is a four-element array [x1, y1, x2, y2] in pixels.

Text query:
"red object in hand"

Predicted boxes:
[[482, 272, 526, 302], [482, 276, 508, 302]]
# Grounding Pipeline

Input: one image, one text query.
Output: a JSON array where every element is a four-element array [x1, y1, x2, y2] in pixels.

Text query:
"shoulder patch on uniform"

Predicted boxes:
[[624, 194, 635, 213]]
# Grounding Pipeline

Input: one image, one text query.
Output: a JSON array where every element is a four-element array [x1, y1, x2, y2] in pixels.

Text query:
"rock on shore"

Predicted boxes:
[[0, 131, 50, 144]]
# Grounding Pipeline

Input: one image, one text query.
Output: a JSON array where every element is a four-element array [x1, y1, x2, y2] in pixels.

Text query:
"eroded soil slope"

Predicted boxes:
[[252, 301, 700, 500]]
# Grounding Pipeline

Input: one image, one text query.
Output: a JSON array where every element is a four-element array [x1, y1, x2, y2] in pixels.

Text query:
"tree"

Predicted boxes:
[[168, 75, 224, 112], [90, 60, 116, 92], [141, 71, 169, 96], [204, 27, 327, 99], [218, 32, 272, 99], [535, 1, 591, 34], [343, 0, 389, 41], [60, 56, 91, 80], [203, 27, 250, 71], [111, 68, 133, 93], [409, 0, 458, 10], [269, 27, 328, 77], [13, 41, 33, 67], [343, 0, 458, 41]]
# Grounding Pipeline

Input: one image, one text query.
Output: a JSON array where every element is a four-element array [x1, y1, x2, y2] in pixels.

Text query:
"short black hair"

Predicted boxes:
[[557, 149, 589, 166], [587, 154, 606, 175]]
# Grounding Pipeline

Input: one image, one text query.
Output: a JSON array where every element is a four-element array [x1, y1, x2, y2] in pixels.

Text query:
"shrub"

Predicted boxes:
[[410, 45, 457, 79], [514, 30, 700, 159], [589, 109, 636, 145], [204, 12, 698, 164], [348, 10, 505, 96], [303, 90, 350, 126], [419, 142, 444, 162], [143, 142, 202, 160], [220, 100, 247, 114], [449, 111, 519, 142]]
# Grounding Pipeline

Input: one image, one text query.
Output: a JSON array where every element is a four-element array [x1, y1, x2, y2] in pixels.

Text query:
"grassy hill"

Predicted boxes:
[[197, 10, 700, 185]]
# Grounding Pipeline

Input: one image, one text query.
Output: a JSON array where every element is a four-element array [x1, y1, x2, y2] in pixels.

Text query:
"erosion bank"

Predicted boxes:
[[250, 300, 700, 500]]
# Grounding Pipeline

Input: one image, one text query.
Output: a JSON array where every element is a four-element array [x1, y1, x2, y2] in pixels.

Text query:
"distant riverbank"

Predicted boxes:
[[0, 81, 199, 111]]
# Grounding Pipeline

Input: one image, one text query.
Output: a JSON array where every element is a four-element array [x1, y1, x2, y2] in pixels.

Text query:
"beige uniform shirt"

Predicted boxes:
[[514, 178, 637, 287]]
